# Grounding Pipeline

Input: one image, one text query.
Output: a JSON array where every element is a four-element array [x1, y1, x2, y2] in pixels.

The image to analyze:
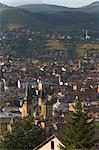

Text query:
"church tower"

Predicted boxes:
[[22, 97, 27, 118], [21, 82, 28, 118]]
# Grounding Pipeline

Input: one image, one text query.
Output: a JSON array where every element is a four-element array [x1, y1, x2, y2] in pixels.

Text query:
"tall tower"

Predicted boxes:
[[17, 80, 21, 89], [85, 30, 90, 40], [22, 98, 27, 118], [28, 84, 36, 116], [21, 82, 28, 118], [38, 81, 43, 106]]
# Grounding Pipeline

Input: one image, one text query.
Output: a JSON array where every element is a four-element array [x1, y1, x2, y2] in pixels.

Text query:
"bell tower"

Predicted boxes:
[[21, 82, 28, 118], [22, 97, 27, 118]]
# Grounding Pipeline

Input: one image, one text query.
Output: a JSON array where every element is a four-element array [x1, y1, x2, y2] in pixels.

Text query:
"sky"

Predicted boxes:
[[0, 0, 97, 7]]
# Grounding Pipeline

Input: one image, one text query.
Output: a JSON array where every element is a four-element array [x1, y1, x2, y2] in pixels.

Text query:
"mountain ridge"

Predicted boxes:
[[81, 1, 99, 13], [0, 1, 99, 13], [0, 1, 99, 30], [0, 3, 8, 9], [17, 1, 99, 13]]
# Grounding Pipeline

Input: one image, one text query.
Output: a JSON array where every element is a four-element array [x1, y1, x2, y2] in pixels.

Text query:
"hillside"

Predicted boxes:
[[0, 8, 48, 29], [0, 2, 99, 58], [0, 1, 99, 30], [0, 7, 99, 30]]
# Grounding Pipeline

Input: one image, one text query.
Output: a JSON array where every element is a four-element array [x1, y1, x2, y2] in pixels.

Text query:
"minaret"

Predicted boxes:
[[85, 30, 90, 40], [17, 80, 21, 89]]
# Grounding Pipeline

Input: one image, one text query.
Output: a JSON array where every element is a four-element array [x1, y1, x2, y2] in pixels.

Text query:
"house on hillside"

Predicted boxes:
[[33, 134, 64, 150]]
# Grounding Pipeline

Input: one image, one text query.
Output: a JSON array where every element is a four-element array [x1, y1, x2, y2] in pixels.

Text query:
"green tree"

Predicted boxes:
[[1, 118, 46, 150], [61, 96, 96, 150]]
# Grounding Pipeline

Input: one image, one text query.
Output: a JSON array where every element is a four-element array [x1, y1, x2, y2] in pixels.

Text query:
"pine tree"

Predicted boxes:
[[1, 118, 46, 150], [61, 96, 96, 150]]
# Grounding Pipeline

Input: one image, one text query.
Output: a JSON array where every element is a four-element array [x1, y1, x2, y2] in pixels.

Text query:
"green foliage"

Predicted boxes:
[[1, 118, 46, 150], [61, 97, 96, 150], [0, 8, 98, 30]]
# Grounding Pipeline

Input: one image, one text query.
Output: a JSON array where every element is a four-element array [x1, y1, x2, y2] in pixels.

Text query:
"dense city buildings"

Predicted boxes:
[[0, 44, 99, 133]]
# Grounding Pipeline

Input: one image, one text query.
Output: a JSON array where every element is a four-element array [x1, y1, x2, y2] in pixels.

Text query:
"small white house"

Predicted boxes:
[[33, 134, 64, 150]]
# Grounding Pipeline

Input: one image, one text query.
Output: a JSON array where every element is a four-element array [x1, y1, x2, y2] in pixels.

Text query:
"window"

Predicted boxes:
[[51, 141, 54, 150]]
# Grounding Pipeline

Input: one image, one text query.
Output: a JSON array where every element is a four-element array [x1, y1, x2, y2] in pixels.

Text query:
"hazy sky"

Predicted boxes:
[[0, 0, 97, 7]]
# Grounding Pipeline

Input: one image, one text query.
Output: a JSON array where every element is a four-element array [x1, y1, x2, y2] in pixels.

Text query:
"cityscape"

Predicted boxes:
[[0, 0, 99, 149]]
